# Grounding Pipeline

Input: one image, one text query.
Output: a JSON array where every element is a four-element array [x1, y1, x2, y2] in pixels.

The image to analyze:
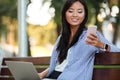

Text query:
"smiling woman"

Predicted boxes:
[[38, 0, 120, 80], [26, 0, 54, 26]]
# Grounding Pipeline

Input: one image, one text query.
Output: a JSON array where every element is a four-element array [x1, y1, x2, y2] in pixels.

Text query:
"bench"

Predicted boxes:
[[0, 52, 120, 80], [93, 52, 120, 80], [0, 57, 50, 80]]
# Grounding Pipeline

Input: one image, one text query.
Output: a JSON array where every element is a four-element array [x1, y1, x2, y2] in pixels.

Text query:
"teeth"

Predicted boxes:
[[72, 19, 78, 22]]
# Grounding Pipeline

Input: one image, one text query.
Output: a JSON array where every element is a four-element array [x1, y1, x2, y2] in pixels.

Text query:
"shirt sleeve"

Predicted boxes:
[[96, 31, 120, 52], [46, 35, 61, 77]]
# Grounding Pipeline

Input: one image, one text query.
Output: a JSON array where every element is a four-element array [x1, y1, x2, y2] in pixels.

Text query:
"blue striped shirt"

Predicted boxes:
[[47, 30, 120, 80]]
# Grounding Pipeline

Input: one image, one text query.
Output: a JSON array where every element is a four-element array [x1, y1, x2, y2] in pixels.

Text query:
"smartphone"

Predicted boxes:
[[86, 26, 97, 36], [86, 26, 97, 41]]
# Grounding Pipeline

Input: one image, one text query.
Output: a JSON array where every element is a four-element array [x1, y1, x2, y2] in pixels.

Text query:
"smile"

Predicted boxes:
[[71, 18, 79, 22]]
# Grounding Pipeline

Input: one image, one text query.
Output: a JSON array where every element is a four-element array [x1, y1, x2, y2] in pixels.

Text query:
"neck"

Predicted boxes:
[[70, 26, 79, 37], [69, 26, 79, 45]]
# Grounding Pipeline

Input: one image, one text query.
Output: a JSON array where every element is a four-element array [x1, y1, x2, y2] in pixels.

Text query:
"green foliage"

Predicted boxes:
[[50, 0, 65, 26], [0, 0, 17, 34], [86, 0, 105, 30], [86, 0, 103, 21], [109, 0, 118, 6], [0, 0, 17, 18]]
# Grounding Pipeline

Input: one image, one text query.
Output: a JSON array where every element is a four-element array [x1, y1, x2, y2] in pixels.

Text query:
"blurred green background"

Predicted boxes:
[[0, 0, 120, 57]]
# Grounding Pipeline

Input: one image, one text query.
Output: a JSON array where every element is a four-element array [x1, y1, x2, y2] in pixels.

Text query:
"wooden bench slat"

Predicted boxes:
[[0, 77, 15, 80], [95, 52, 120, 65], [93, 68, 120, 80], [2, 57, 50, 65], [0, 67, 12, 75]]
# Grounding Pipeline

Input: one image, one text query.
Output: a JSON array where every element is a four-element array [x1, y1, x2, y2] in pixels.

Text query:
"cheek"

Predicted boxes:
[[79, 13, 85, 19], [65, 14, 71, 23], [78, 14, 85, 22]]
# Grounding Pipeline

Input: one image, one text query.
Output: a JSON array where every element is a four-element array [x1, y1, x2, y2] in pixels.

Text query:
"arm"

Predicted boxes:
[[38, 36, 61, 79], [38, 68, 49, 79], [85, 33, 119, 52]]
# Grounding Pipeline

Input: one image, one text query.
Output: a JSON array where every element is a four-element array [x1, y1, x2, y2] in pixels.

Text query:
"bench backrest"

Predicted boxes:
[[0, 57, 50, 80], [93, 52, 120, 80], [0, 52, 120, 80]]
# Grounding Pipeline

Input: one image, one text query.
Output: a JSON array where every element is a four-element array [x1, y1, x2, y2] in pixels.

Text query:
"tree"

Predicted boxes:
[[87, 0, 104, 30], [50, 0, 65, 36], [110, 0, 120, 44], [0, 0, 17, 34]]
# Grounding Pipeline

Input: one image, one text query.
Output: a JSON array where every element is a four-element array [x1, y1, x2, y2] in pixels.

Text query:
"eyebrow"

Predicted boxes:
[[69, 8, 83, 10]]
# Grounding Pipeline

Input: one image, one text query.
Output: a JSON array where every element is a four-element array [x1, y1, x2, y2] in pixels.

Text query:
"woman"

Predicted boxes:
[[39, 0, 120, 80]]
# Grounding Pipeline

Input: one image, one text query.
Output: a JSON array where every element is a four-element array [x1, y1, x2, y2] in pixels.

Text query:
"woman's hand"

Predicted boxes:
[[38, 68, 49, 79], [38, 73, 43, 79], [85, 33, 104, 49]]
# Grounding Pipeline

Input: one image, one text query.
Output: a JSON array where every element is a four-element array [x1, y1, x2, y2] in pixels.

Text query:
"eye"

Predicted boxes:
[[68, 10, 73, 13], [78, 10, 83, 13]]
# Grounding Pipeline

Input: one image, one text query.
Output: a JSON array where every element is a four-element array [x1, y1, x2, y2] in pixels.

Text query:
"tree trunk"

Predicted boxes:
[[112, 0, 120, 44]]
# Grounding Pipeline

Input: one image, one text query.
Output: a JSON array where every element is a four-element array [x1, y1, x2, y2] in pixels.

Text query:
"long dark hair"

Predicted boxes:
[[57, 0, 88, 63]]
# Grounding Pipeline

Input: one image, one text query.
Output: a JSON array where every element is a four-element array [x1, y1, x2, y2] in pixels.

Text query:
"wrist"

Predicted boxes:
[[100, 43, 108, 51], [100, 42, 104, 49], [38, 73, 43, 79]]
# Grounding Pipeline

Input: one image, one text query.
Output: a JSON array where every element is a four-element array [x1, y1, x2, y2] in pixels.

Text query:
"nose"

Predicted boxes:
[[73, 12, 77, 16]]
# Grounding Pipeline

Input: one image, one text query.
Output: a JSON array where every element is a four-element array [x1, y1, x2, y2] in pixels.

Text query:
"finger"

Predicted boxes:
[[90, 33, 98, 38], [86, 38, 98, 46], [87, 34, 96, 40], [85, 39, 94, 44]]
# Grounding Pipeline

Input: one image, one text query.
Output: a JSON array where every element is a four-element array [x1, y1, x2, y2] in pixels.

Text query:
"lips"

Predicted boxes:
[[71, 18, 79, 22]]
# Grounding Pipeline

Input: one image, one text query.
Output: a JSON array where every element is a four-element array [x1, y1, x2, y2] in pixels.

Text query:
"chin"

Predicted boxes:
[[71, 23, 80, 26]]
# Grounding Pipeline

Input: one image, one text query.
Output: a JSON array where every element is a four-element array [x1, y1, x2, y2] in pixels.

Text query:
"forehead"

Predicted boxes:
[[69, 1, 84, 9]]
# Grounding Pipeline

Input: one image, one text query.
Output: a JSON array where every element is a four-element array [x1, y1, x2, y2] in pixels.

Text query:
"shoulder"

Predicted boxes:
[[96, 31, 103, 35], [55, 35, 61, 43], [78, 29, 87, 40], [96, 31, 105, 39]]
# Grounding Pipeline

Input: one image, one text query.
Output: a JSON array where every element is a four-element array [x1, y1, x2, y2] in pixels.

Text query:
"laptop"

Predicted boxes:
[[5, 61, 56, 80]]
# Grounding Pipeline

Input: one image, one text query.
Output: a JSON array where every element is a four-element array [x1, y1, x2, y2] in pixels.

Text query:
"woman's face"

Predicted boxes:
[[66, 1, 85, 27]]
